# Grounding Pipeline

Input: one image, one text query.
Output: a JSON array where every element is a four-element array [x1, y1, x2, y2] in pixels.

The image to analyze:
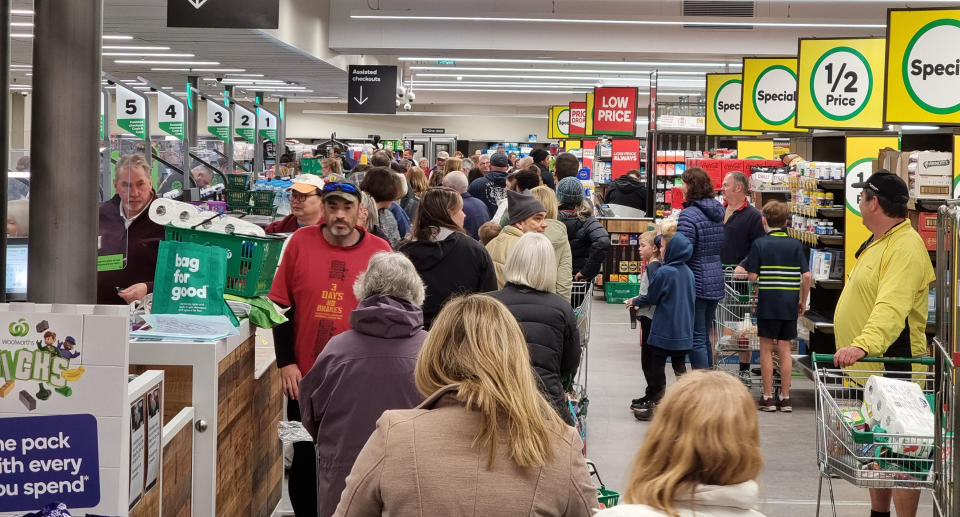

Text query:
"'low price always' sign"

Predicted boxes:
[[592, 87, 638, 136]]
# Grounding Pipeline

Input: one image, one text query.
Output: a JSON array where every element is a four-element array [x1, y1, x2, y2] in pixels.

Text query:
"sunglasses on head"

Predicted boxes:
[[322, 182, 358, 194]]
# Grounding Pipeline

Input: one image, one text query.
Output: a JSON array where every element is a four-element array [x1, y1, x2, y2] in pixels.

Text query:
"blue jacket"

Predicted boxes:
[[389, 202, 411, 238], [678, 198, 725, 301], [460, 192, 489, 240], [631, 232, 695, 351]]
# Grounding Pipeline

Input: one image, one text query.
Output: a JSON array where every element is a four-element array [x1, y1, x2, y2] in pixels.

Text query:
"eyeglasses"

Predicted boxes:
[[290, 192, 319, 201], [322, 182, 359, 194]]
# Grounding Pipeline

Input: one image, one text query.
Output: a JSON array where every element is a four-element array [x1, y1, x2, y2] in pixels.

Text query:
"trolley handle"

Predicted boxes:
[[810, 353, 935, 366]]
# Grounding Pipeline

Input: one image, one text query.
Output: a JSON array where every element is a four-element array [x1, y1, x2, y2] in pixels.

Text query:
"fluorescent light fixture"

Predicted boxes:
[[161, 86, 173, 90], [115, 60, 220, 65], [237, 86, 310, 91], [402, 57, 740, 68], [151, 67, 245, 72], [203, 78, 287, 84], [415, 73, 703, 84], [10, 64, 30, 68], [898, 125, 940, 131], [415, 81, 625, 87], [103, 52, 195, 57], [10, 9, 33, 15], [102, 35, 135, 40], [245, 89, 315, 93], [355, 13, 885, 28], [103, 45, 171, 50], [10, 22, 33, 27], [226, 73, 265, 77], [416, 88, 593, 94], [302, 109, 546, 118], [11, 33, 32, 38], [410, 66, 712, 75]]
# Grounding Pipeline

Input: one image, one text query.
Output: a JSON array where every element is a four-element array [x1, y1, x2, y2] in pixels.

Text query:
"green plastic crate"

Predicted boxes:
[[164, 226, 285, 297], [250, 190, 276, 207], [225, 173, 252, 190], [224, 190, 251, 205], [246, 206, 278, 217], [604, 282, 641, 304]]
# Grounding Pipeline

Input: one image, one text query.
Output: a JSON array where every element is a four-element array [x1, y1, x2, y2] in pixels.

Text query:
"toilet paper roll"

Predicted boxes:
[[148, 198, 177, 225], [218, 217, 265, 237], [171, 202, 203, 228]]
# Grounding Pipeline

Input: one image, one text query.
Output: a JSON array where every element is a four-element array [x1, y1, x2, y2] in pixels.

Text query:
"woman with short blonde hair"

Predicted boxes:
[[596, 370, 765, 517], [530, 185, 573, 298], [440, 157, 462, 177], [490, 233, 580, 425], [334, 294, 598, 516], [321, 157, 343, 176]]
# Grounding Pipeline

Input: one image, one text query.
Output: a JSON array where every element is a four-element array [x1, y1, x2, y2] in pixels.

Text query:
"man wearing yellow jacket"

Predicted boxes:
[[833, 170, 934, 517]]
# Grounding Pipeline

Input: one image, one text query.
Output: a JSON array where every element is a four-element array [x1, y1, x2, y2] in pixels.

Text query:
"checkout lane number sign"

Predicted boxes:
[[886, 8, 960, 124], [115, 85, 146, 140], [156, 91, 185, 141]]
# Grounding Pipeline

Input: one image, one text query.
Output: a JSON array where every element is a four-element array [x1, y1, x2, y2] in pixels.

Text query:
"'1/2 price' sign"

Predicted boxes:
[[797, 38, 885, 129], [592, 87, 638, 136]]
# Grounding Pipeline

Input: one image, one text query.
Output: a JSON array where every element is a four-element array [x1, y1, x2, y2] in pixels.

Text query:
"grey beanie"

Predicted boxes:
[[556, 177, 585, 205], [507, 190, 546, 226], [490, 152, 510, 168]]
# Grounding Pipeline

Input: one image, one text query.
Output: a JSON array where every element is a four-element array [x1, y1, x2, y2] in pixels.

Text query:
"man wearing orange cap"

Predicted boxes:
[[265, 175, 326, 234]]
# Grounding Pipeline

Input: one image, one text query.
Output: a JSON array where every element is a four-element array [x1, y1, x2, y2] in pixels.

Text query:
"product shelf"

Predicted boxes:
[[815, 278, 844, 290], [818, 180, 845, 190], [801, 310, 835, 335]]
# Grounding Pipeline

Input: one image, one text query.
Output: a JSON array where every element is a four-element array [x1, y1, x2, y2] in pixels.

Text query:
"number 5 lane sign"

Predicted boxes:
[[797, 38, 886, 129], [886, 8, 960, 124], [115, 85, 146, 139]]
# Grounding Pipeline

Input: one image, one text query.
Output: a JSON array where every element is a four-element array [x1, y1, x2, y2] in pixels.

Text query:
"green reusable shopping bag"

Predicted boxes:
[[152, 240, 239, 326]]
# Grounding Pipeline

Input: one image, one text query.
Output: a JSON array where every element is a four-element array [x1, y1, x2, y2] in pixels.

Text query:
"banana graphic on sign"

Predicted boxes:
[[61, 366, 86, 382]]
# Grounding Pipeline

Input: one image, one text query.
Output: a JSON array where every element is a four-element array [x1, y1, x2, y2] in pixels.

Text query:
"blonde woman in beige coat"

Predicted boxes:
[[333, 294, 599, 517]]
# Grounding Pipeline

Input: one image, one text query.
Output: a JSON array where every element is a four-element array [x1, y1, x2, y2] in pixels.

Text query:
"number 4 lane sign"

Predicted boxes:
[[156, 91, 185, 141]]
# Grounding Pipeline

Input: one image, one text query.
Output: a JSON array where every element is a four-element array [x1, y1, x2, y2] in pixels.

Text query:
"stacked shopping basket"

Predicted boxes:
[[224, 173, 278, 217]]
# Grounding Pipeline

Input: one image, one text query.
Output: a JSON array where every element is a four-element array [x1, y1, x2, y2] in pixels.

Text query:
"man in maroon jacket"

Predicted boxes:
[[265, 174, 325, 234], [96, 154, 165, 305]]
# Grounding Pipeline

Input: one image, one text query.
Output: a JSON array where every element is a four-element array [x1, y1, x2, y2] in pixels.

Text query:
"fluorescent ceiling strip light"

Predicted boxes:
[[102, 35, 135, 40], [247, 89, 315, 93], [10, 9, 33, 15], [410, 67, 711, 75], [115, 60, 220, 65], [225, 73, 264, 77], [401, 57, 740, 68], [10, 64, 30, 68], [414, 81, 703, 89], [11, 33, 31, 38], [103, 45, 171, 50], [355, 14, 884, 28], [415, 73, 703, 83], [103, 52, 195, 57], [10, 22, 33, 27], [151, 68, 246, 72], [302, 109, 546, 118], [203, 78, 287, 84], [416, 88, 592, 93]]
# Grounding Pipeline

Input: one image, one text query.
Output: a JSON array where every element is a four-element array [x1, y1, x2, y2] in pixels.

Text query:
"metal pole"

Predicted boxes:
[[254, 91, 264, 177], [0, 0, 10, 303], [28, 0, 102, 303], [187, 75, 198, 148], [277, 97, 286, 161]]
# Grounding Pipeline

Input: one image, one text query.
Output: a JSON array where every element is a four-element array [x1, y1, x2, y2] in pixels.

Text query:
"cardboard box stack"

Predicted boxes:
[[878, 148, 953, 201]]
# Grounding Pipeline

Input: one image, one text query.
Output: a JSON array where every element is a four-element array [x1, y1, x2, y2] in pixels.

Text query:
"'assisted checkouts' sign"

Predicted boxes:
[[0, 414, 100, 512]]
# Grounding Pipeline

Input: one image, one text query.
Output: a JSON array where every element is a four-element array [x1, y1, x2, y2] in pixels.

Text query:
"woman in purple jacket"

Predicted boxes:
[[677, 168, 726, 370], [298, 251, 428, 517]]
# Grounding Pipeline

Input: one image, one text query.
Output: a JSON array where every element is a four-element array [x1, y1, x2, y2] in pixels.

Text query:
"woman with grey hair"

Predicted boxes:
[[298, 251, 428, 517], [489, 232, 581, 425]]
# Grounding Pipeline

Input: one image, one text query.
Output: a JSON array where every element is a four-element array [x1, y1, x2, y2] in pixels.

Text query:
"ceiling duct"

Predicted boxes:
[[682, 0, 755, 29]]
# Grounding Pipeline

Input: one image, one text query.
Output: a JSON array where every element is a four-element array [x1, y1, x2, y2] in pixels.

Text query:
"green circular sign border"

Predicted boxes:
[[714, 79, 744, 131], [810, 46, 874, 121], [752, 64, 798, 126], [902, 18, 960, 115], [556, 106, 570, 136], [845, 157, 873, 216]]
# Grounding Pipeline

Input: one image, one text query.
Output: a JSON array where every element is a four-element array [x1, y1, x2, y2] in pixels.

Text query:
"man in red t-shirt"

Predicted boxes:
[[268, 181, 390, 516]]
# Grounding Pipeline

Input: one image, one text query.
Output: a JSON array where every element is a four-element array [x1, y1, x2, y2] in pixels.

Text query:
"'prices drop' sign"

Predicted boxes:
[[592, 87, 638, 136]]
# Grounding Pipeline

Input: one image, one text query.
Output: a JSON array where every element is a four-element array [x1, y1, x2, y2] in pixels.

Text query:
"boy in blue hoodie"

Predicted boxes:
[[627, 230, 696, 421]]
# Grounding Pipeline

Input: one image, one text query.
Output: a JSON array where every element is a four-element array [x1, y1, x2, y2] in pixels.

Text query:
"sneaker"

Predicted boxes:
[[778, 397, 792, 412], [738, 369, 753, 387], [633, 401, 656, 421], [758, 396, 777, 412], [629, 397, 649, 411]]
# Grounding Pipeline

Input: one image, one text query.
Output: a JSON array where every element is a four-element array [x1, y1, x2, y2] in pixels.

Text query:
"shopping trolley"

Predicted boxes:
[[811, 353, 936, 517], [568, 281, 593, 450], [933, 203, 959, 517]]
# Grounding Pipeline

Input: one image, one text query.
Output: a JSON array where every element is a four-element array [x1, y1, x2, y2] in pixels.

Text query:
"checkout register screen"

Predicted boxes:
[[5, 238, 27, 300]]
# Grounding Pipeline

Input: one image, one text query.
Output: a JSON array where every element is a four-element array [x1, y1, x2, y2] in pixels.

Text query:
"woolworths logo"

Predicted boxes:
[[8, 318, 29, 337]]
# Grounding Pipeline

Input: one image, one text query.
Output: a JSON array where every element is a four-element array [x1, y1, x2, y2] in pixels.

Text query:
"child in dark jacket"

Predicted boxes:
[[626, 230, 696, 421]]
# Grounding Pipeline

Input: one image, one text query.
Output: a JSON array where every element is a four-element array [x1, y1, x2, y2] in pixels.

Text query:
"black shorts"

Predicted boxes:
[[757, 318, 798, 341]]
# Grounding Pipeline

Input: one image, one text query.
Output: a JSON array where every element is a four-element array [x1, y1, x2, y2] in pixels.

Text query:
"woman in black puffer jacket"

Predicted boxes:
[[556, 177, 611, 282], [489, 232, 581, 425]]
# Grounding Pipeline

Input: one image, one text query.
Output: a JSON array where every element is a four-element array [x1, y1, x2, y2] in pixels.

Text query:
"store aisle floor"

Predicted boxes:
[[585, 296, 933, 517]]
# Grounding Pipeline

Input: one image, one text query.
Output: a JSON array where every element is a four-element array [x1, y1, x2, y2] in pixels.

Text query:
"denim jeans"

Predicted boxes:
[[691, 298, 719, 369]]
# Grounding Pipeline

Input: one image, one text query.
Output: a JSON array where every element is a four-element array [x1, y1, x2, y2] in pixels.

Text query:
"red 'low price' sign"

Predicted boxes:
[[593, 87, 638, 136], [611, 139, 641, 179]]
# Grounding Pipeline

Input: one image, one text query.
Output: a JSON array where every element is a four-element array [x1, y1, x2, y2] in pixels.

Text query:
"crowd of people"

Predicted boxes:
[[89, 146, 936, 517]]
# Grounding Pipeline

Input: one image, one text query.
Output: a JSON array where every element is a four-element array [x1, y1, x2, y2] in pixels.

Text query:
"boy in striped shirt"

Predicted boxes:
[[745, 200, 811, 412]]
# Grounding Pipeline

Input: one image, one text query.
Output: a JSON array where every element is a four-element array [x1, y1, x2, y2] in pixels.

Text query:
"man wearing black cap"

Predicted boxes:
[[832, 170, 934, 517], [530, 148, 555, 189], [468, 151, 511, 217], [485, 190, 548, 287]]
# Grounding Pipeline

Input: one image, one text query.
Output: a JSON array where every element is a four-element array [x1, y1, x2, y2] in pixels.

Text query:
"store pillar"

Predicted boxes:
[[28, 0, 103, 303], [187, 75, 199, 147], [1, 0, 10, 303]]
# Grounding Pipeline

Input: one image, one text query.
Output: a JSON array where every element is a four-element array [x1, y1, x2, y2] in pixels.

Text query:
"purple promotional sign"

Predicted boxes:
[[0, 414, 100, 512]]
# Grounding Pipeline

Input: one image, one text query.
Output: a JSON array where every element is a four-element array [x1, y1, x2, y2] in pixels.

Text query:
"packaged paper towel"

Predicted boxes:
[[864, 376, 934, 458], [877, 414, 934, 458]]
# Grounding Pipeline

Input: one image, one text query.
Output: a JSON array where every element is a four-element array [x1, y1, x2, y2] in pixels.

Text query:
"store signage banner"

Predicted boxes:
[[797, 37, 886, 129], [258, 108, 279, 144], [99, 92, 106, 141], [845, 136, 900, 274], [234, 104, 256, 143], [548, 105, 570, 139], [569, 101, 587, 138], [156, 91, 185, 141], [593, 87, 638, 136], [611, 139, 641, 179], [648, 72, 658, 132], [740, 57, 807, 133], [167, 0, 278, 29], [115, 85, 146, 140], [0, 414, 101, 512], [737, 140, 775, 160], [885, 8, 960, 124], [206, 99, 230, 143], [706, 74, 761, 136], [585, 92, 595, 137], [657, 115, 705, 131]]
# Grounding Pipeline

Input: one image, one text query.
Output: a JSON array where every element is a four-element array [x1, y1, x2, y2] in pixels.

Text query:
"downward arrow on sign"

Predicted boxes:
[[353, 86, 368, 106], [188, 0, 209, 9]]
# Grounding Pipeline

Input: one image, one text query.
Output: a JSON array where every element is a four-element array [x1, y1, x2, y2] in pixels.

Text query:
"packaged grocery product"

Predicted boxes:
[[841, 408, 870, 432]]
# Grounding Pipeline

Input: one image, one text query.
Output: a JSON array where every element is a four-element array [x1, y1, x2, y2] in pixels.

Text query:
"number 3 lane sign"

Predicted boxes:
[[798, 37, 886, 129]]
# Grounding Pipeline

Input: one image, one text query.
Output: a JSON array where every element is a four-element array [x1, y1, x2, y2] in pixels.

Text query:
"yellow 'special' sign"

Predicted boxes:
[[548, 105, 570, 140], [741, 57, 808, 133], [706, 74, 761, 136], [797, 38, 887, 129]]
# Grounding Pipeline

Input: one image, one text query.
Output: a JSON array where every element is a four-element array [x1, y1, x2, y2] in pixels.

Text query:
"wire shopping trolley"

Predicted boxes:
[[568, 281, 593, 450], [933, 202, 959, 517], [811, 353, 936, 517]]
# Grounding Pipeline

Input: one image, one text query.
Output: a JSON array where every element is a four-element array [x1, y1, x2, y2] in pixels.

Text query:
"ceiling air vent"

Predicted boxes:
[[682, 0, 755, 29]]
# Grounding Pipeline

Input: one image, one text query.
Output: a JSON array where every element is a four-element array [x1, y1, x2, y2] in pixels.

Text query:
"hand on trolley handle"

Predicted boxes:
[[832, 346, 867, 368]]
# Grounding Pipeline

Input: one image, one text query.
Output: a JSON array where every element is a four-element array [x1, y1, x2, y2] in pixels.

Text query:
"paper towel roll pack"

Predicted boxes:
[[863, 376, 935, 458], [148, 199, 264, 236]]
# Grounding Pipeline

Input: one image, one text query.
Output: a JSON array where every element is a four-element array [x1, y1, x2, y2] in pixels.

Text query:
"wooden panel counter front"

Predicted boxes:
[[129, 322, 283, 517]]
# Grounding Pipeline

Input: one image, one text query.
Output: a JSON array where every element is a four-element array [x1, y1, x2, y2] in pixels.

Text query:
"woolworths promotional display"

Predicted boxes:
[[740, 57, 808, 133], [885, 7, 960, 124], [797, 37, 887, 129], [705, 74, 760, 136], [0, 306, 131, 515]]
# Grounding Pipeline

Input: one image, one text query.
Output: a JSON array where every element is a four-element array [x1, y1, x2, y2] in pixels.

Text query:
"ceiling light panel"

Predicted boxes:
[[410, 67, 714, 75], [356, 14, 885, 28], [115, 60, 220, 65], [151, 68, 246, 72], [103, 45, 171, 50], [103, 52, 195, 57], [401, 57, 740, 68]]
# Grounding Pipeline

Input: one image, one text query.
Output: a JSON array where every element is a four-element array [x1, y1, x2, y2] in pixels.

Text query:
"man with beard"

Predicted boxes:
[[267, 181, 391, 517]]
